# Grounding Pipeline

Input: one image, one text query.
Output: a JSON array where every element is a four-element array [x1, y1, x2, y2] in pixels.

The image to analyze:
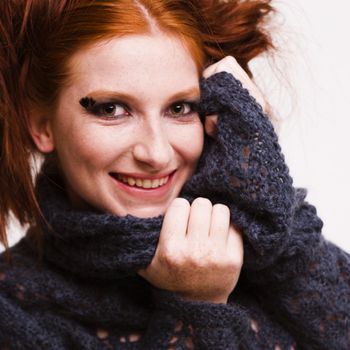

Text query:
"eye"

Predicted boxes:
[[94, 102, 130, 119], [167, 101, 198, 117]]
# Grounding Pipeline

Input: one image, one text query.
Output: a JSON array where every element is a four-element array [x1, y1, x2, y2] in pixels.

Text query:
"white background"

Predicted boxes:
[[251, 0, 350, 252], [4, 0, 350, 253]]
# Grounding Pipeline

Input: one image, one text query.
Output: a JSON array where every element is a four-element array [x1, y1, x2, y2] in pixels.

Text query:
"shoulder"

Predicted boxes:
[[0, 238, 43, 303], [0, 239, 45, 346]]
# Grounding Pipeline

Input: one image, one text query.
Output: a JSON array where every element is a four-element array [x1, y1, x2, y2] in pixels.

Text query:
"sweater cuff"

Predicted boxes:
[[199, 71, 265, 119], [152, 288, 249, 344]]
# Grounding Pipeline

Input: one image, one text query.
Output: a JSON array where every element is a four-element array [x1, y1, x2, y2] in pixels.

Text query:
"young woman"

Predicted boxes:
[[0, 1, 349, 349]]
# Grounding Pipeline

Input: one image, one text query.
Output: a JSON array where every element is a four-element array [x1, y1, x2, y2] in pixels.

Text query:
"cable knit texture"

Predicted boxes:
[[0, 72, 349, 349]]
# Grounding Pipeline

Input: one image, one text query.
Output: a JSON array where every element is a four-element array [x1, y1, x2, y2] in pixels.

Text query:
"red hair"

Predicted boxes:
[[0, 0, 275, 253]]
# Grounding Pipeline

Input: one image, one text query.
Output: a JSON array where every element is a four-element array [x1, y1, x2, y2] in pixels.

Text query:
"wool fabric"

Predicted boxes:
[[0, 72, 349, 349]]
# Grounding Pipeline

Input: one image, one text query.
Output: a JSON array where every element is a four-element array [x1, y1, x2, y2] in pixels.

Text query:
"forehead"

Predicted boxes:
[[66, 33, 199, 101]]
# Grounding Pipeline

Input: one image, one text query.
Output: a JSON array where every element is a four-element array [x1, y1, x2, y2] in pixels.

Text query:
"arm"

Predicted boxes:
[[246, 202, 350, 350], [139, 288, 249, 350], [137, 197, 248, 349], [185, 69, 350, 349]]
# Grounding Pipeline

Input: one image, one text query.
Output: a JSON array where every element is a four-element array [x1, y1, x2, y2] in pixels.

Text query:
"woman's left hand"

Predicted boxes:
[[203, 56, 268, 138]]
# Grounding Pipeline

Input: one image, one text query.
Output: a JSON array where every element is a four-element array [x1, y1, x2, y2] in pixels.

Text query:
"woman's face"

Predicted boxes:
[[46, 32, 204, 218]]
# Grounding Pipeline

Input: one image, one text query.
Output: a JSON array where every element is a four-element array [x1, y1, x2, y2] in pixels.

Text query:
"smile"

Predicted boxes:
[[115, 174, 170, 189]]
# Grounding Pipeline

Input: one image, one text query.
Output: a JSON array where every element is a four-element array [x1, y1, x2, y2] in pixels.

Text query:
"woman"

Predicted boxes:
[[0, 0, 349, 349]]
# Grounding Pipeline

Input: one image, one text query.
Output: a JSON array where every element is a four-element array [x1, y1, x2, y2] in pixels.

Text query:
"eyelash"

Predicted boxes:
[[84, 100, 199, 121], [166, 101, 199, 118], [88, 101, 130, 120]]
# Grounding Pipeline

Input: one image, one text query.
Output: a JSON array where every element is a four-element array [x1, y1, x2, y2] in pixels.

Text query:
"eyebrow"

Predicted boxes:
[[83, 87, 201, 105]]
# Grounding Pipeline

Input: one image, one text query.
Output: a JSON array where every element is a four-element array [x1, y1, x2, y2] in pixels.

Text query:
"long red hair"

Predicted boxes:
[[0, 0, 275, 253]]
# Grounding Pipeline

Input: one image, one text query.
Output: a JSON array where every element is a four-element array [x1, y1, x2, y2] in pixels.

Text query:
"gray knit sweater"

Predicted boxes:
[[0, 72, 349, 349]]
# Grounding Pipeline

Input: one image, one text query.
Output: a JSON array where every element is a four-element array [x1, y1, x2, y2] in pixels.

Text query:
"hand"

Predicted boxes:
[[137, 197, 243, 304], [202, 56, 268, 138], [189, 61, 296, 270]]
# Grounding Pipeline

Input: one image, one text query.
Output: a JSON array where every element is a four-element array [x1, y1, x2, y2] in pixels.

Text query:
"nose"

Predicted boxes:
[[132, 119, 174, 171]]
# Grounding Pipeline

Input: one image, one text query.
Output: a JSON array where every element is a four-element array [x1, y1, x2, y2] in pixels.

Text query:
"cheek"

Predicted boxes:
[[53, 122, 124, 172], [169, 122, 204, 165]]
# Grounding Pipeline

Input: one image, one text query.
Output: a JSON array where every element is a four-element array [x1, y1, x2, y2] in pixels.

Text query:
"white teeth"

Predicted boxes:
[[127, 177, 136, 186], [151, 179, 160, 188], [115, 174, 170, 189], [142, 179, 152, 189]]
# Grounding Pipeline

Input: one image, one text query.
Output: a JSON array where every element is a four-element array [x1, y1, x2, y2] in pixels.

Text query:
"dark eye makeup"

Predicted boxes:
[[79, 97, 130, 119], [167, 101, 199, 117], [79, 96, 200, 120], [79, 97, 96, 110]]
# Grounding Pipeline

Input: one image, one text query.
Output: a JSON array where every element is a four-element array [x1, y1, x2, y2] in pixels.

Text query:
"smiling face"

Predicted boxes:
[[35, 32, 204, 218]]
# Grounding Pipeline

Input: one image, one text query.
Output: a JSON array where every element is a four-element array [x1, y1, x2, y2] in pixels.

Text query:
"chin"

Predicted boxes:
[[127, 208, 165, 219], [115, 204, 167, 219]]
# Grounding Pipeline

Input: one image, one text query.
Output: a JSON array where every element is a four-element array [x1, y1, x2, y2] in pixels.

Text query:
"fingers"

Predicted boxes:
[[150, 198, 243, 301], [161, 198, 241, 260], [202, 56, 266, 112], [227, 224, 244, 265], [202, 56, 240, 79], [209, 204, 231, 246], [159, 198, 190, 245], [186, 198, 212, 242]]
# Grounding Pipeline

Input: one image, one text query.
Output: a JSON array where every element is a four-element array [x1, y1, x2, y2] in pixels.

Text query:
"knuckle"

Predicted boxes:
[[228, 252, 244, 269], [186, 245, 211, 266], [188, 254, 209, 270], [229, 224, 241, 236], [223, 55, 237, 65], [186, 254, 200, 267], [202, 68, 211, 78], [159, 248, 182, 268], [208, 254, 241, 273]]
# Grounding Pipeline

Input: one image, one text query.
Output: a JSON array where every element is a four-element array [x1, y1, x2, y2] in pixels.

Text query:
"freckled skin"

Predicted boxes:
[[48, 33, 204, 218]]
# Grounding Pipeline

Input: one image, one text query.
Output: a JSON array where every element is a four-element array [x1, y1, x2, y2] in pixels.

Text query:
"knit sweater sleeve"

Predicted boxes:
[[182, 71, 350, 349], [247, 217, 350, 350], [140, 288, 249, 350], [240, 185, 350, 349]]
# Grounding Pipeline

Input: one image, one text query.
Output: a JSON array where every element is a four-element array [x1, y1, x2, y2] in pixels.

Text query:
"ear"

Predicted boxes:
[[28, 110, 55, 153]]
